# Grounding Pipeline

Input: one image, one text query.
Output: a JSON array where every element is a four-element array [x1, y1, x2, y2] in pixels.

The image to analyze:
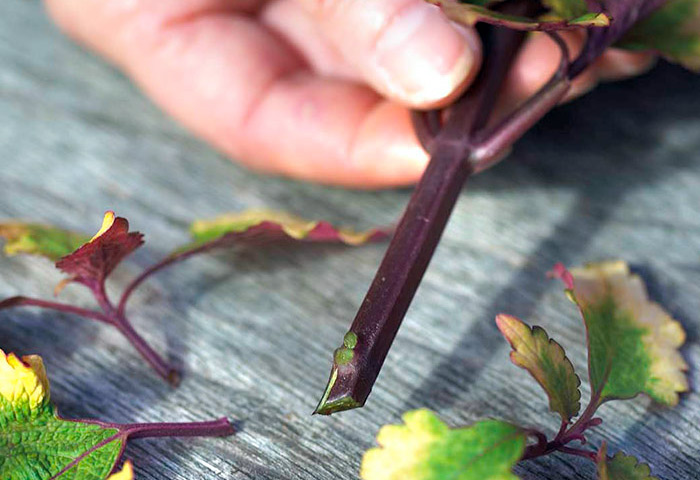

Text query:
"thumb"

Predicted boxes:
[[298, 0, 482, 109]]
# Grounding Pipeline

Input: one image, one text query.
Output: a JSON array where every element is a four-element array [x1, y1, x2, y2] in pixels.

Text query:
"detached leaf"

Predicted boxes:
[[617, 0, 700, 70], [360, 409, 525, 480], [56, 211, 144, 290], [0, 222, 89, 261], [496, 314, 581, 423], [0, 350, 123, 479], [551, 262, 688, 405], [427, 0, 609, 31], [189, 209, 389, 247], [597, 442, 657, 480], [0, 349, 233, 479]]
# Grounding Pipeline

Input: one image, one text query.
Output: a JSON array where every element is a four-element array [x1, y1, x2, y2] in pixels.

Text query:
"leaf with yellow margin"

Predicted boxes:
[[0, 222, 89, 261], [0, 349, 233, 479], [427, 0, 609, 32], [361, 409, 525, 480], [188, 209, 389, 248], [597, 442, 658, 480], [496, 314, 581, 423], [551, 262, 688, 405], [56, 211, 144, 290]]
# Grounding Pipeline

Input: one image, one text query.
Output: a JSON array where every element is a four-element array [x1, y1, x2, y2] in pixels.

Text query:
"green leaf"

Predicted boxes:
[[597, 442, 658, 480], [542, 0, 591, 20], [617, 0, 700, 70], [427, 0, 609, 31], [0, 350, 123, 479], [360, 409, 525, 480], [496, 314, 581, 423], [551, 262, 688, 406], [0, 222, 89, 261], [0, 349, 233, 479]]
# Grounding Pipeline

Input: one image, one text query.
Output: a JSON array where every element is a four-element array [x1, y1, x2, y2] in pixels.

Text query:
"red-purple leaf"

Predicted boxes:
[[55, 212, 144, 290]]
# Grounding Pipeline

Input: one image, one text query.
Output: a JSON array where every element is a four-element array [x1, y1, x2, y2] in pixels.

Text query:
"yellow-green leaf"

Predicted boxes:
[[597, 442, 658, 480], [542, 0, 591, 19], [617, 0, 700, 70], [361, 409, 525, 480], [0, 222, 89, 261], [552, 261, 688, 405], [427, 0, 609, 31], [496, 314, 581, 423]]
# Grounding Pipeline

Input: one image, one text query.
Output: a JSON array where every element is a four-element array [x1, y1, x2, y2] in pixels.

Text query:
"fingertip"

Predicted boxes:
[[369, 3, 482, 109]]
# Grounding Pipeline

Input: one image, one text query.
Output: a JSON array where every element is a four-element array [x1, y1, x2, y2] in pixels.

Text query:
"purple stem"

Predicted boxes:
[[117, 241, 223, 317], [411, 110, 443, 152], [471, 32, 571, 172], [521, 390, 603, 461], [558, 446, 598, 462], [0, 296, 112, 324], [555, 420, 568, 440], [315, 1, 540, 415], [113, 317, 180, 385], [118, 417, 234, 439], [95, 280, 180, 385], [0, 287, 178, 384], [559, 389, 603, 443], [314, 0, 585, 415], [316, 0, 669, 415]]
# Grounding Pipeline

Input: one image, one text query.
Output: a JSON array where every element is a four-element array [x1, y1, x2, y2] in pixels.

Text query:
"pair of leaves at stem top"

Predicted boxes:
[[0, 210, 388, 383], [361, 261, 688, 480], [0, 349, 234, 479], [431, 0, 700, 70], [428, 0, 610, 31]]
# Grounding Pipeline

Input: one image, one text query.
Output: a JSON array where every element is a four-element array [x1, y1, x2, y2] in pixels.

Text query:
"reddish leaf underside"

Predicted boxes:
[[55, 212, 144, 289]]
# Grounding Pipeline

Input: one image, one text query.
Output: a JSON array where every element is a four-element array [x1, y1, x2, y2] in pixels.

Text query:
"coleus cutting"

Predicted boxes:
[[315, 0, 700, 414], [359, 261, 688, 479], [0, 210, 388, 384], [0, 349, 233, 479]]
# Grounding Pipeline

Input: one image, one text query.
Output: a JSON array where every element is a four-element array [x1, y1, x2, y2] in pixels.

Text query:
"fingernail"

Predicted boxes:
[[372, 3, 479, 107]]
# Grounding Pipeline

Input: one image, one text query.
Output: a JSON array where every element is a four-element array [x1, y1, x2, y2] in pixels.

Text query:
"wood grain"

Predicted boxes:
[[2, 1, 700, 478]]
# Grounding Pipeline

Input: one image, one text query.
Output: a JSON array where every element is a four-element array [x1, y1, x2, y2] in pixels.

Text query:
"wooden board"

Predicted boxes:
[[2, 1, 700, 478]]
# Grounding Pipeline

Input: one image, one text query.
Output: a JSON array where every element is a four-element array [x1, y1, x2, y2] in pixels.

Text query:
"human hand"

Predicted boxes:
[[45, 0, 655, 188]]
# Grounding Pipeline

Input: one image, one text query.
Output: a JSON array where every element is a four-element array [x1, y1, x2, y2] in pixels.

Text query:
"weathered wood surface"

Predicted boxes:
[[2, 1, 700, 479]]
